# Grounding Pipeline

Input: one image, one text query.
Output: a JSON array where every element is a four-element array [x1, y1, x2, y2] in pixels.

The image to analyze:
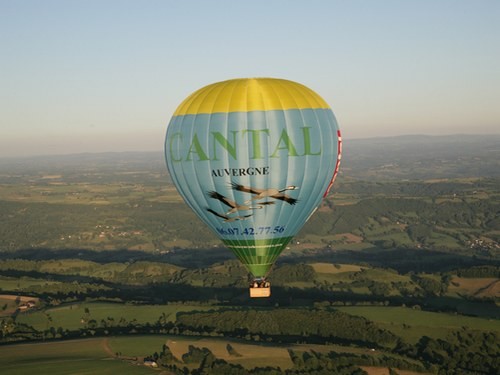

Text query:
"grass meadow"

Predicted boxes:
[[0, 335, 433, 374], [336, 306, 500, 343], [0, 338, 154, 375], [16, 302, 215, 331], [164, 336, 294, 370], [0, 335, 294, 373]]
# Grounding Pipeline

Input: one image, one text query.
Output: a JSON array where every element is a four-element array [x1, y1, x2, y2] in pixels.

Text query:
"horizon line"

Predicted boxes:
[[0, 133, 498, 160]]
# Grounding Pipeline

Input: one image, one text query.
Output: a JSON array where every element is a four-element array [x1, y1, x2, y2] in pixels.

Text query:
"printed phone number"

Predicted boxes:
[[216, 226, 285, 236]]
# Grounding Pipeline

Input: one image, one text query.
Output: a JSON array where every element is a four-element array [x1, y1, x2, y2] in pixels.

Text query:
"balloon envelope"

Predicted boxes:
[[165, 78, 341, 277]]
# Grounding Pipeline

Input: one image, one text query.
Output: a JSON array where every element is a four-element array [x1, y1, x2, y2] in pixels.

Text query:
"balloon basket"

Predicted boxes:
[[249, 279, 271, 298], [250, 286, 271, 298]]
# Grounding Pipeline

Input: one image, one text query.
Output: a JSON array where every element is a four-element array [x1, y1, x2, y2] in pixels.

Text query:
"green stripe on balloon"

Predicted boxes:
[[222, 237, 293, 277]]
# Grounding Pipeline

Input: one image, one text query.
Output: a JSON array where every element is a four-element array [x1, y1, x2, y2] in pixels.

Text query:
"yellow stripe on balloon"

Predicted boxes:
[[173, 78, 330, 116]]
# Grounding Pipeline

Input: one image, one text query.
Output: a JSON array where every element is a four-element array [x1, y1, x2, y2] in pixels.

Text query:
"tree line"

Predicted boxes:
[[175, 308, 399, 349]]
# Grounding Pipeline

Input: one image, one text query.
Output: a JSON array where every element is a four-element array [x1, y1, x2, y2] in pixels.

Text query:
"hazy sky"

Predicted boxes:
[[1, 0, 499, 157]]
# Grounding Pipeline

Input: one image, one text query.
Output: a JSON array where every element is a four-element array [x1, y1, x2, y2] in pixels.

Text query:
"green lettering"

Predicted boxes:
[[212, 131, 238, 160], [168, 133, 183, 162], [302, 127, 321, 155], [186, 134, 209, 161], [243, 129, 270, 159], [270, 129, 298, 158]]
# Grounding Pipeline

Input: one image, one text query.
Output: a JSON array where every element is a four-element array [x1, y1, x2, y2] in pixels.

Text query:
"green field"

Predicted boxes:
[[16, 302, 215, 331], [0, 336, 297, 374], [0, 335, 421, 374], [0, 338, 154, 375], [0, 146, 499, 374], [0, 182, 182, 206], [337, 306, 500, 343], [0, 276, 62, 291], [163, 336, 294, 370], [2, 153, 499, 254]]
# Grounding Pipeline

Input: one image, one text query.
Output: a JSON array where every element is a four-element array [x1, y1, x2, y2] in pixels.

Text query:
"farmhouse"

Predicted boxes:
[[18, 300, 36, 311], [143, 359, 158, 368]]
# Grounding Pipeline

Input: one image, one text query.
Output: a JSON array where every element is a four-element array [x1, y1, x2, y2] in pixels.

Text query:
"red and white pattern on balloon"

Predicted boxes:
[[323, 129, 342, 198]]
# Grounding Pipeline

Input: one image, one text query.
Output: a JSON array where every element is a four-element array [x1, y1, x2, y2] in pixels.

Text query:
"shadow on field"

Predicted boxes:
[[1, 246, 498, 318], [279, 247, 500, 274], [0, 246, 233, 268], [2, 246, 498, 274], [2, 267, 498, 318]]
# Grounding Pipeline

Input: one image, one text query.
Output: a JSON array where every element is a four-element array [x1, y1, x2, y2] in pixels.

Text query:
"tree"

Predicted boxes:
[[368, 282, 391, 297]]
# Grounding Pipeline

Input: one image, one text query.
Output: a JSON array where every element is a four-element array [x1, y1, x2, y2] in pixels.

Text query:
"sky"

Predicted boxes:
[[1, 0, 499, 157]]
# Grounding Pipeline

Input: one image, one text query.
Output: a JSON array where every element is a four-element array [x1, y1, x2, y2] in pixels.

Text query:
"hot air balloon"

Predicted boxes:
[[165, 78, 342, 297]]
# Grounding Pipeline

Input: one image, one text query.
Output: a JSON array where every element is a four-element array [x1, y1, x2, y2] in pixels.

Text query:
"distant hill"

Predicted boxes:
[[0, 134, 498, 181], [343, 134, 500, 180]]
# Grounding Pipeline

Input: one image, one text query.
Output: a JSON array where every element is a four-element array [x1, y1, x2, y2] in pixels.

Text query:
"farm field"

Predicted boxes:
[[1, 150, 499, 253], [336, 306, 500, 343], [0, 139, 499, 374], [0, 335, 431, 375], [15, 302, 215, 331], [0, 336, 274, 373], [16, 299, 498, 343], [0, 277, 62, 292], [164, 336, 294, 370], [0, 338, 153, 375], [447, 276, 500, 298], [0, 294, 40, 317]]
